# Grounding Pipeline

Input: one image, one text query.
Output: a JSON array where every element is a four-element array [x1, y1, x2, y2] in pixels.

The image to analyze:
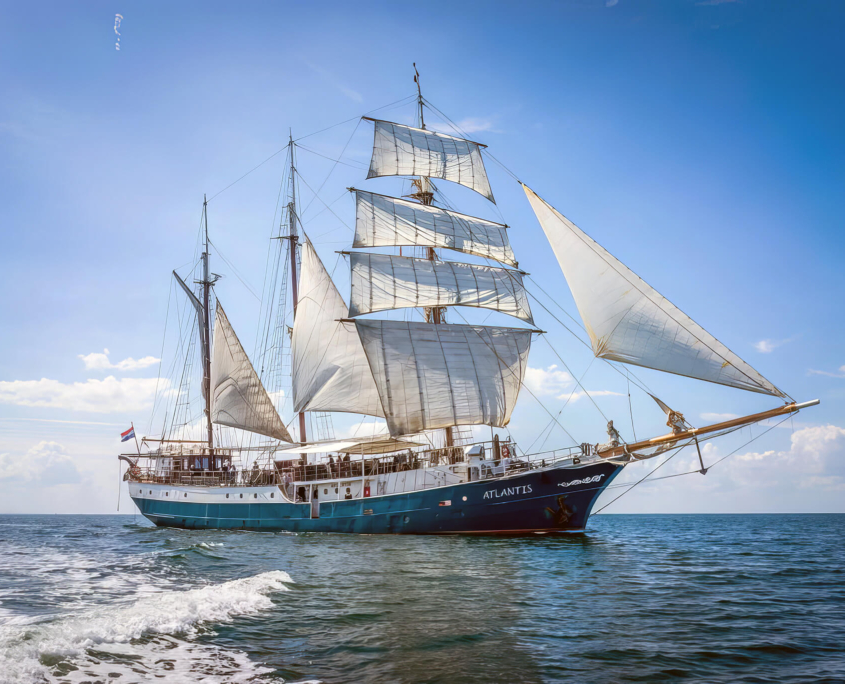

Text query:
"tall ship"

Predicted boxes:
[[121, 72, 818, 533]]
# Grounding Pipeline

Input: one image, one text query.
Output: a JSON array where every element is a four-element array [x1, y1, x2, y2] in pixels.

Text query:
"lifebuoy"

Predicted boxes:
[[501, 445, 510, 459], [129, 465, 141, 479]]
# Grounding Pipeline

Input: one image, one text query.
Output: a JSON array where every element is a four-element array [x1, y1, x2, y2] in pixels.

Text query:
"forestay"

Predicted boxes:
[[291, 237, 385, 417], [354, 320, 532, 437], [523, 185, 786, 398], [352, 190, 516, 266], [365, 119, 494, 202], [349, 252, 533, 323], [211, 303, 293, 442]]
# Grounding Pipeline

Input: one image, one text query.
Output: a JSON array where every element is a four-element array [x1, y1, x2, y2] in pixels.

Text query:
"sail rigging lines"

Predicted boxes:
[[203, 95, 418, 206], [593, 413, 793, 514]]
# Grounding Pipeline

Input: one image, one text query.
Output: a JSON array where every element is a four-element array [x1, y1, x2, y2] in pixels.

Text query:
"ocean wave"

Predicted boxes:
[[0, 570, 293, 684]]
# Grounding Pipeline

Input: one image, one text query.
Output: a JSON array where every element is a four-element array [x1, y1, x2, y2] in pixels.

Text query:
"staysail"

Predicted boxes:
[[349, 252, 533, 323], [352, 190, 516, 266], [523, 184, 785, 398], [354, 319, 532, 437], [211, 303, 294, 442], [364, 119, 494, 202], [291, 237, 385, 417]]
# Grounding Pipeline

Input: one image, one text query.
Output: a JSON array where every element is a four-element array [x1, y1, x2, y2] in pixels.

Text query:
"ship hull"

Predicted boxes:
[[129, 460, 622, 534]]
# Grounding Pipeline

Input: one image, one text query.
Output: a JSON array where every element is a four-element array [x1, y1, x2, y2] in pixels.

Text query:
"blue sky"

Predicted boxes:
[[0, 0, 843, 514]]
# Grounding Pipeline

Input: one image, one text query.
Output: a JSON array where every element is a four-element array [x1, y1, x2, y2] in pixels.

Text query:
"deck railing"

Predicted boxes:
[[123, 440, 594, 493]]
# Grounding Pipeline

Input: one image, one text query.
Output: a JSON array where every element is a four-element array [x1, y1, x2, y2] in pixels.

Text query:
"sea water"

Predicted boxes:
[[0, 514, 842, 683]]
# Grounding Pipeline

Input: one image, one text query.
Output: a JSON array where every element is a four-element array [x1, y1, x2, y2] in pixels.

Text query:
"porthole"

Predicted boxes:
[[165, 492, 169, 497], [254, 493, 258, 499], [404, 516, 410, 523], [184, 493, 187, 498], [270, 493, 274, 499], [240, 494, 243, 499], [324, 488, 328, 495], [226, 493, 229, 499], [149, 490, 152, 495], [462, 496, 467, 501]]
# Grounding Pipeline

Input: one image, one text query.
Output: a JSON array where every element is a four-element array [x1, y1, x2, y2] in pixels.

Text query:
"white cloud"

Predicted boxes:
[[606, 0, 619, 6], [524, 365, 573, 396], [716, 424, 845, 488], [701, 412, 739, 422], [342, 419, 389, 439], [0, 377, 168, 413], [78, 348, 159, 371], [753, 337, 795, 353], [808, 365, 845, 379], [0, 441, 81, 485]]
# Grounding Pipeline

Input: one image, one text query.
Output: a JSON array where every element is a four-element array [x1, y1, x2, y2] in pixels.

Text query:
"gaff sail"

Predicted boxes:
[[210, 303, 294, 442]]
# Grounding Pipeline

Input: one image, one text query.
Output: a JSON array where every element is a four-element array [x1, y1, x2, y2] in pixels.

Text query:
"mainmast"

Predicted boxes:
[[287, 135, 307, 446], [201, 195, 214, 453], [413, 64, 452, 447]]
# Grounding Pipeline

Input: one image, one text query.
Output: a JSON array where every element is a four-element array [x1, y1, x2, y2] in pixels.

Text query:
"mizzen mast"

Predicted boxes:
[[201, 195, 214, 453]]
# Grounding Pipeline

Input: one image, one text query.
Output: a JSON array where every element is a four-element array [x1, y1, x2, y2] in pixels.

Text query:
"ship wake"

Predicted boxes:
[[0, 570, 293, 683]]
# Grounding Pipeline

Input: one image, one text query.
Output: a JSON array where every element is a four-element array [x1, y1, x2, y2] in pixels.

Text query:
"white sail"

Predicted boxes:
[[349, 252, 533, 323], [354, 320, 532, 437], [291, 237, 385, 417], [523, 185, 786, 398], [211, 303, 293, 442], [365, 119, 494, 202], [353, 190, 516, 266]]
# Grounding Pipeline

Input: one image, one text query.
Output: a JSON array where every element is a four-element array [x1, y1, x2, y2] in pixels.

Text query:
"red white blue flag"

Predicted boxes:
[[121, 427, 135, 443]]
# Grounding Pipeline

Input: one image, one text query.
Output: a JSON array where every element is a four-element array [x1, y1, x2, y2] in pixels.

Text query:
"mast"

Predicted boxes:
[[202, 195, 214, 454], [413, 64, 452, 447], [288, 134, 308, 446]]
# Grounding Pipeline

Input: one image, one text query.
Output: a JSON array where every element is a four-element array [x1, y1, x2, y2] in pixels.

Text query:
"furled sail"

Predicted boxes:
[[173, 271, 209, 399], [352, 190, 516, 266], [211, 303, 294, 442], [354, 320, 532, 436], [349, 252, 533, 323], [291, 237, 385, 417], [523, 184, 786, 398], [364, 119, 494, 202]]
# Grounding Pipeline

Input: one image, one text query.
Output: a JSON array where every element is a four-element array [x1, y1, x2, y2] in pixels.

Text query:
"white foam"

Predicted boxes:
[[0, 571, 293, 684]]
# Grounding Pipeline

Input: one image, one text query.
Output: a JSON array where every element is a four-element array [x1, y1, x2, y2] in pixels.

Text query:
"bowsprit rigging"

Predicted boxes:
[[119, 68, 819, 534]]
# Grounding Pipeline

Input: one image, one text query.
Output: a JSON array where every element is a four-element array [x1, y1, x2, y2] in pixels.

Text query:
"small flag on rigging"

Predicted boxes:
[[120, 427, 135, 443]]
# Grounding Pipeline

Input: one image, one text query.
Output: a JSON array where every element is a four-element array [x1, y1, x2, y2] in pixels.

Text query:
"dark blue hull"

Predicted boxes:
[[131, 461, 622, 534]]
